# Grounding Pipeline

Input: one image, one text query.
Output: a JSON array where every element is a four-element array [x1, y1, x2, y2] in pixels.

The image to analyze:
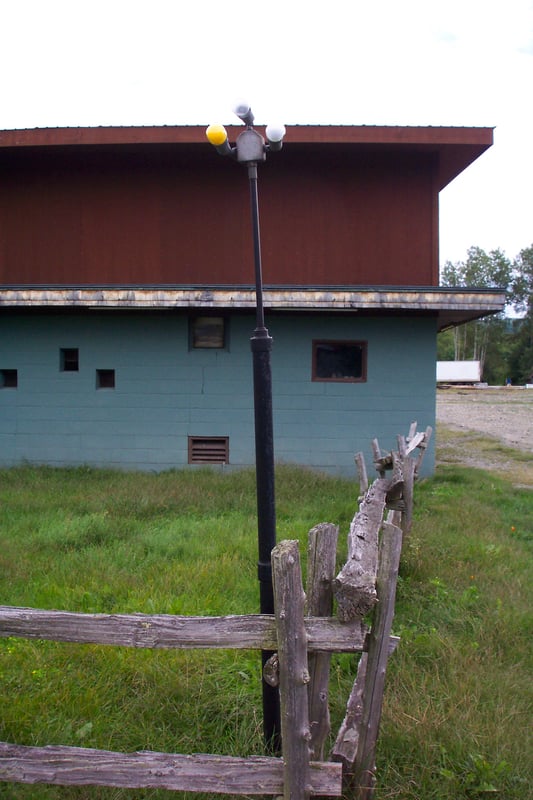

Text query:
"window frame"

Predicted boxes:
[[189, 316, 228, 350], [312, 339, 367, 383]]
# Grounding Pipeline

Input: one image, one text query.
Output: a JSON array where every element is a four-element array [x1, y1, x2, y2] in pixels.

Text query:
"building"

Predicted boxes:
[[0, 125, 505, 475]]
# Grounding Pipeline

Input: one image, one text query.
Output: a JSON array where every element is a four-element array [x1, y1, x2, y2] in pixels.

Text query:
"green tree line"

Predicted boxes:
[[438, 244, 533, 385]]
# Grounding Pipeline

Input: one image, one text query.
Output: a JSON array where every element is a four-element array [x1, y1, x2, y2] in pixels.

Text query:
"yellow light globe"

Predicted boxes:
[[206, 124, 228, 146]]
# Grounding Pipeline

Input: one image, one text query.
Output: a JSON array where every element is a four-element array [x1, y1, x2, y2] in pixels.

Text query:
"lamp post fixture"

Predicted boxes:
[[206, 104, 286, 753]]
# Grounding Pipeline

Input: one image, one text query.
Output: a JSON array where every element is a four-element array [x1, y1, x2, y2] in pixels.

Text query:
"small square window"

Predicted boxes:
[[0, 369, 18, 388], [96, 369, 115, 389], [190, 316, 226, 349], [60, 348, 79, 372], [312, 340, 367, 382]]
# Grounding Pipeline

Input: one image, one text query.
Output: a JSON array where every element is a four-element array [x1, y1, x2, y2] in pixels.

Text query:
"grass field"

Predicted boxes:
[[0, 438, 531, 799]]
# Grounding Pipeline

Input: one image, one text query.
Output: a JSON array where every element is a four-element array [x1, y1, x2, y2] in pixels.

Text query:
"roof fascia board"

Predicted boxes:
[[0, 124, 493, 189], [0, 286, 506, 311]]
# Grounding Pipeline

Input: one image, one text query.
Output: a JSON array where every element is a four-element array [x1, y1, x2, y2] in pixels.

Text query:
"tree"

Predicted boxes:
[[440, 247, 512, 379], [441, 245, 512, 290], [507, 245, 533, 384], [439, 244, 533, 385]]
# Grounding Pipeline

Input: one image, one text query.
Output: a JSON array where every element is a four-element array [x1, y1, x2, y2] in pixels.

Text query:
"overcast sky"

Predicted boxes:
[[1, 0, 532, 268]]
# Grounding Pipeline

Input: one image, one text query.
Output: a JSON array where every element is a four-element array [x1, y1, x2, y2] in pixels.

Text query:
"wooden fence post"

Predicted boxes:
[[272, 540, 312, 800], [306, 522, 339, 760], [350, 520, 403, 798]]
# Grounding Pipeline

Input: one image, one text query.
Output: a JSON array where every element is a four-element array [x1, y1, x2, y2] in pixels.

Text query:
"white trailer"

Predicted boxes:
[[436, 361, 482, 384]]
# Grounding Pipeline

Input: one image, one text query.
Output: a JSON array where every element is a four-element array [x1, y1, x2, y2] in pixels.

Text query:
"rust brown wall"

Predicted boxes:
[[0, 144, 438, 287]]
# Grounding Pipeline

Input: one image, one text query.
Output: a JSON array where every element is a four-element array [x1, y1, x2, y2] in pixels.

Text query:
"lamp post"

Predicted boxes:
[[206, 105, 286, 753]]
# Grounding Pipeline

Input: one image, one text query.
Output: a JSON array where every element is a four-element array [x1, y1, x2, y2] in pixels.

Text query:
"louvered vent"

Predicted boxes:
[[188, 436, 229, 465]]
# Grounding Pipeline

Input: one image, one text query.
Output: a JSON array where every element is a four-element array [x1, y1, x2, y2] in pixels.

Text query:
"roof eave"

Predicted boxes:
[[0, 286, 506, 331]]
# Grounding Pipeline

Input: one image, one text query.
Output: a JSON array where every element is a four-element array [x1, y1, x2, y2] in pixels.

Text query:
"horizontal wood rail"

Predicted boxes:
[[0, 607, 369, 653], [0, 744, 341, 795]]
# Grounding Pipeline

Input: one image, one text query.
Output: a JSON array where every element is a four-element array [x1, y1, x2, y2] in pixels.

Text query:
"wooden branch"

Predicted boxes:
[[263, 653, 280, 687], [385, 452, 404, 509], [0, 607, 368, 653], [331, 652, 368, 768], [306, 523, 339, 760], [272, 540, 312, 800], [414, 425, 433, 477], [0, 743, 342, 796], [400, 456, 416, 533], [405, 431, 424, 456], [334, 478, 389, 621], [354, 452, 368, 497], [351, 520, 403, 799]]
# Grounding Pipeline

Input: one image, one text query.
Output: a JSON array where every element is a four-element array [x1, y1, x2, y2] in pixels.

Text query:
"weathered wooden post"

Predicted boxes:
[[332, 518, 403, 798], [272, 539, 312, 800], [306, 522, 339, 760]]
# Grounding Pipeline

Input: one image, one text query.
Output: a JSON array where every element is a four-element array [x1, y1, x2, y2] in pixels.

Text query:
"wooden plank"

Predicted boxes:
[[333, 478, 389, 621], [272, 540, 312, 800], [0, 606, 368, 653], [0, 743, 342, 795], [306, 522, 339, 760], [351, 521, 403, 799]]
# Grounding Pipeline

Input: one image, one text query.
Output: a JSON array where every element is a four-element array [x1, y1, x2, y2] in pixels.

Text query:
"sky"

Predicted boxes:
[[1, 0, 532, 268]]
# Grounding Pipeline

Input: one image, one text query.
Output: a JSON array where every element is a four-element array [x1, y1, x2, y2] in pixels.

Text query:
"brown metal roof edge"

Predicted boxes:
[[0, 124, 494, 149]]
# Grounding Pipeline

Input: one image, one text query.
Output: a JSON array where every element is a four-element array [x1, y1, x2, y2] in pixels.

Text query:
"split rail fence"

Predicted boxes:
[[0, 423, 431, 799]]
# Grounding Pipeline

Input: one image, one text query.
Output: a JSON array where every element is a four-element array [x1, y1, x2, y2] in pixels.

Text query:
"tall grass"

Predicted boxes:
[[0, 461, 531, 799]]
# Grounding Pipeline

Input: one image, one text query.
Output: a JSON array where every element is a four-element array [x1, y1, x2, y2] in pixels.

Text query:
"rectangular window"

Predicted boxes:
[[190, 316, 226, 349], [60, 348, 79, 372], [188, 436, 229, 464], [0, 369, 18, 388], [96, 369, 115, 389], [312, 340, 367, 382]]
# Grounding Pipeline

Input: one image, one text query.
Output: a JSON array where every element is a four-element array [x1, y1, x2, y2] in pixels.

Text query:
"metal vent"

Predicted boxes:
[[188, 436, 229, 465]]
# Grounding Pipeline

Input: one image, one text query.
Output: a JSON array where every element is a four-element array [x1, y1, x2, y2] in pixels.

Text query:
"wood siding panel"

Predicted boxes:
[[0, 147, 437, 288]]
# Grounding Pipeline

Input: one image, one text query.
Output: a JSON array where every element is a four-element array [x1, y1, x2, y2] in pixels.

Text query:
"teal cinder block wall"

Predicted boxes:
[[0, 311, 437, 476]]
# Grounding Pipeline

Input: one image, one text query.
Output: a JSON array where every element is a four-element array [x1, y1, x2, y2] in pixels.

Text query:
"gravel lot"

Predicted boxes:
[[436, 388, 533, 453], [436, 387, 533, 486]]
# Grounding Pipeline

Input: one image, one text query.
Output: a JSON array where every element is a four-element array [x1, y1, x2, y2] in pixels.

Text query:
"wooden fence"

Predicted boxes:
[[0, 424, 431, 799]]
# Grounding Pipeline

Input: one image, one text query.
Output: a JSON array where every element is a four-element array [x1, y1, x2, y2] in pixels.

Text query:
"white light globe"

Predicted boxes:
[[265, 123, 286, 143], [233, 100, 251, 117]]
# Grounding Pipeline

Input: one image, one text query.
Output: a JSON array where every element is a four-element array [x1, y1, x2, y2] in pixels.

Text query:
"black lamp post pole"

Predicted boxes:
[[206, 111, 285, 755], [247, 161, 281, 754]]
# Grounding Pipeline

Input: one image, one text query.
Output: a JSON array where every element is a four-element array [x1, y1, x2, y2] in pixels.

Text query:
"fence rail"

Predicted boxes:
[[0, 743, 341, 795], [0, 423, 431, 799], [0, 607, 368, 652]]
